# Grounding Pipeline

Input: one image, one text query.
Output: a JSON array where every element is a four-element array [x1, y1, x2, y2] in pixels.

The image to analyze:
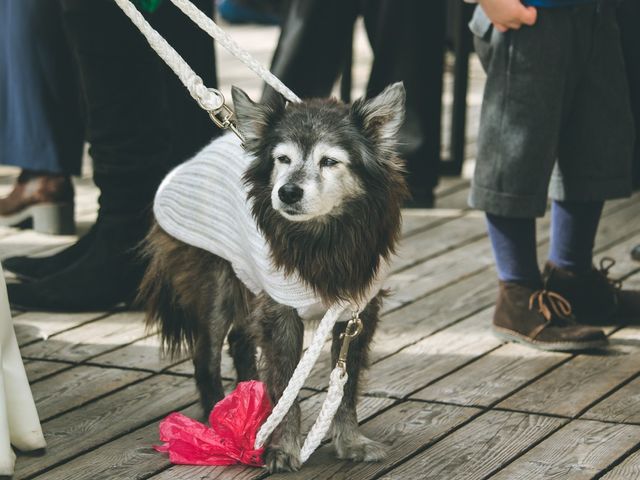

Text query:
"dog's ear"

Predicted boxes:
[[232, 86, 285, 149], [351, 82, 405, 155]]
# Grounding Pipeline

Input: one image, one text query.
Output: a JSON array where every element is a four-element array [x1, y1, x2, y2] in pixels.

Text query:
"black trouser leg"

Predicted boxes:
[[153, 0, 220, 164], [363, 0, 446, 200], [618, 0, 640, 190], [263, 0, 358, 102], [61, 0, 171, 216]]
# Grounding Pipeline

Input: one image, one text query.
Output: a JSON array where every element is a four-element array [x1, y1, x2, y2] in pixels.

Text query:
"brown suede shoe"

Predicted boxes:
[[493, 281, 608, 351], [543, 260, 640, 325], [0, 170, 75, 234]]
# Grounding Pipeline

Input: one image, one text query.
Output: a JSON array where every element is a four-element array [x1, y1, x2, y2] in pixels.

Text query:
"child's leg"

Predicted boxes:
[[548, 200, 604, 273], [486, 214, 540, 287]]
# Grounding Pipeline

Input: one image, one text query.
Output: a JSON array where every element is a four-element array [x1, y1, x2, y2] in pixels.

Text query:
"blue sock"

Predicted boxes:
[[548, 200, 604, 272], [486, 213, 541, 287]]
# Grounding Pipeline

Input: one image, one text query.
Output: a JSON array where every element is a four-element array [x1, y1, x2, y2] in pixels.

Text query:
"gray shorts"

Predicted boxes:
[[469, 3, 635, 218]]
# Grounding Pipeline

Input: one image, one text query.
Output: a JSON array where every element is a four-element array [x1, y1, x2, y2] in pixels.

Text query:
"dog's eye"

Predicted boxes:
[[276, 155, 291, 165], [319, 157, 339, 168]]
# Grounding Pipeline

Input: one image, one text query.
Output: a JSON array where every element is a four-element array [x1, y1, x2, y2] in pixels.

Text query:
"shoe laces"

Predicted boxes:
[[597, 257, 623, 290], [528, 289, 573, 323]]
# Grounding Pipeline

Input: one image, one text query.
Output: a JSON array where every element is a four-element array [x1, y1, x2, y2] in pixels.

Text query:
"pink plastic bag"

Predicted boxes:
[[155, 380, 272, 467]]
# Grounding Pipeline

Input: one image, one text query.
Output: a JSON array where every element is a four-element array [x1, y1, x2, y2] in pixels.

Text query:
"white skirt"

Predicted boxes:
[[0, 264, 46, 475]]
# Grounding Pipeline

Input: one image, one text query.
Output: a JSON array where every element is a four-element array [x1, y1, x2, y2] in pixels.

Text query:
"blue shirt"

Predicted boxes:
[[524, 0, 596, 6]]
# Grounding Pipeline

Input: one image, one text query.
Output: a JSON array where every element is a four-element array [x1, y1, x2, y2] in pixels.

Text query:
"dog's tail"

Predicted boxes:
[[137, 224, 197, 358]]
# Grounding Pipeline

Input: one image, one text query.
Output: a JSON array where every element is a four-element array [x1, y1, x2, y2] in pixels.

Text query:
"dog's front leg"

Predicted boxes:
[[257, 300, 304, 473], [331, 295, 388, 462]]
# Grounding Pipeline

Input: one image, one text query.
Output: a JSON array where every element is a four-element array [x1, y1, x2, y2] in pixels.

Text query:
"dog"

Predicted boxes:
[[139, 82, 409, 472]]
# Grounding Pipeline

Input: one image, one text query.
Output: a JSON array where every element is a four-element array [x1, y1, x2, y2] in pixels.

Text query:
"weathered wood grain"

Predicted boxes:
[[14, 311, 106, 347], [497, 327, 640, 417], [392, 213, 486, 273], [363, 308, 501, 398], [24, 360, 73, 383], [270, 401, 481, 480], [600, 448, 640, 480], [14, 374, 198, 479], [89, 335, 190, 373], [30, 404, 202, 480], [30, 365, 150, 421], [490, 419, 640, 480], [149, 391, 397, 480], [582, 375, 640, 424], [378, 410, 565, 480], [20, 311, 149, 362], [412, 343, 569, 407]]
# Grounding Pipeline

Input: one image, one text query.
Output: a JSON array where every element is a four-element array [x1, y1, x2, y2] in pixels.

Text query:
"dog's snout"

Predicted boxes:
[[278, 183, 304, 204]]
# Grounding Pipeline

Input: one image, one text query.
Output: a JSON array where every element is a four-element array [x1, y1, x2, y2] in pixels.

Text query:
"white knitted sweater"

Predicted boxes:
[[155, 133, 390, 320]]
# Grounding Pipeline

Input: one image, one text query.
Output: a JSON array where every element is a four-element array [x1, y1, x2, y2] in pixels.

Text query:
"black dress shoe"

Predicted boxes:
[[3, 225, 97, 281], [632, 245, 640, 262], [7, 215, 148, 311]]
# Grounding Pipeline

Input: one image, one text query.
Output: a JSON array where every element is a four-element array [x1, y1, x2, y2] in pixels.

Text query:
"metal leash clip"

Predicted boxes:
[[209, 103, 245, 144], [336, 311, 363, 374]]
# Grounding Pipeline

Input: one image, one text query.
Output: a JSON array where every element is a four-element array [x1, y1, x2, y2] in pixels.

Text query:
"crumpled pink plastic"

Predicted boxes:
[[154, 380, 272, 467]]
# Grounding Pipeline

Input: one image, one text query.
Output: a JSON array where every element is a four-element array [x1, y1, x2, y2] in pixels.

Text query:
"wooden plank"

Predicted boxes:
[[24, 360, 74, 383], [149, 391, 397, 480], [393, 213, 486, 273], [361, 309, 501, 398], [0, 230, 75, 260], [490, 420, 640, 480], [14, 311, 106, 347], [497, 327, 640, 418], [600, 448, 640, 480], [400, 209, 461, 238], [31, 404, 202, 480], [378, 410, 565, 480], [20, 311, 148, 363], [14, 374, 198, 479], [89, 335, 190, 373], [269, 401, 481, 480], [582, 375, 640, 424], [31, 365, 149, 421], [377, 270, 497, 358], [412, 343, 569, 407]]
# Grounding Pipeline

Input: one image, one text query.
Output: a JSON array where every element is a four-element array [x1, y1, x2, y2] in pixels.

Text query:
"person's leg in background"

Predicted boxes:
[[363, 0, 446, 207], [0, 0, 83, 234], [6, 0, 218, 310], [469, 5, 607, 351], [543, 3, 640, 321], [263, 0, 359, 102], [153, 0, 219, 164], [617, 0, 640, 262]]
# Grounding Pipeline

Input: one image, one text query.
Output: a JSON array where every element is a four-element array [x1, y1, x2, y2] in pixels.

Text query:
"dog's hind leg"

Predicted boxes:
[[330, 294, 388, 462], [227, 324, 258, 382], [193, 262, 246, 415], [254, 297, 304, 473]]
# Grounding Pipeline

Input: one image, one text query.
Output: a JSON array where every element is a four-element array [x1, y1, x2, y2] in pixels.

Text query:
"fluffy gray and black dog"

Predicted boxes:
[[139, 82, 409, 472]]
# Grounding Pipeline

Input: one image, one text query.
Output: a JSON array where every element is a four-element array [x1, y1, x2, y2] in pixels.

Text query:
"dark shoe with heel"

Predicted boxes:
[[543, 260, 640, 325], [632, 245, 640, 262], [0, 171, 75, 235], [7, 215, 148, 311], [493, 281, 607, 351], [3, 225, 97, 281]]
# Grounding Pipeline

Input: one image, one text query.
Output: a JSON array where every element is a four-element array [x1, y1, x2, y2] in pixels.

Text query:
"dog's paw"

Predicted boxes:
[[265, 446, 302, 473], [334, 434, 388, 462]]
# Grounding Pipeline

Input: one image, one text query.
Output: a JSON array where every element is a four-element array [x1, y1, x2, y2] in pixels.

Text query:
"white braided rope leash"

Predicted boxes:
[[168, 0, 300, 104], [254, 303, 347, 449], [113, 0, 224, 112]]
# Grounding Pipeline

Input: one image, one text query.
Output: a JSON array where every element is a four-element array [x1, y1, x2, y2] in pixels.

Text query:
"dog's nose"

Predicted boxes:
[[278, 183, 304, 204]]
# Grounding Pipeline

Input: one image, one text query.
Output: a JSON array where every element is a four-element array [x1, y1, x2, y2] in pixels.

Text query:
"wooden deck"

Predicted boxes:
[[2, 20, 640, 480]]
